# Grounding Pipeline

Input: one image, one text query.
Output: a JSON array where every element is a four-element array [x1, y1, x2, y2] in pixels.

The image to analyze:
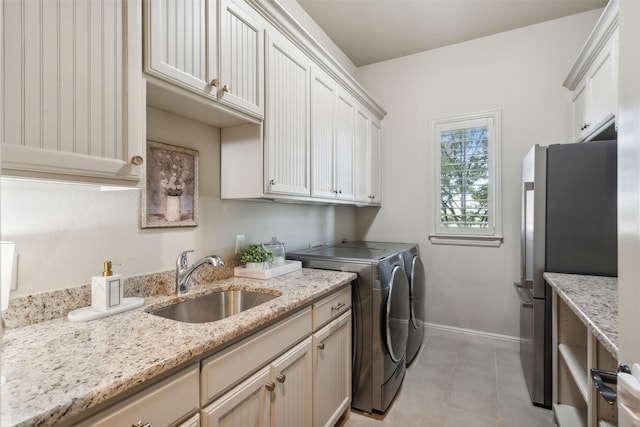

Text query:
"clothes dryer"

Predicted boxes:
[[287, 244, 410, 414], [402, 245, 425, 365]]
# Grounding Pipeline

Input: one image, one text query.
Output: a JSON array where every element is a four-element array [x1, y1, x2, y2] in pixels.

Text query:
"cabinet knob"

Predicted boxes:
[[210, 79, 219, 87], [132, 421, 150, 427], [131, 156, 144, 166], [368, 195, 375, 199], [276, 373, 286, 383], [222, 84, 230, 93], [318, 342, 325, 350], [265, 381, 275, 391], [338, 189, 342, 194]]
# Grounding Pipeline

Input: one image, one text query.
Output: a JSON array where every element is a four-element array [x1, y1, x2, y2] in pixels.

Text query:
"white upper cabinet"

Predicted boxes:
[[311, 67, 355, 201], [1, 0, 144, 186], [264, 27, 312, 197], [564, 1, 618, 142], [355, 106, 382, 205], [146, 0, 216, 100], [218, 0, 265, 117], [220, 0, 386, 206], [144, 0, 264, 120]]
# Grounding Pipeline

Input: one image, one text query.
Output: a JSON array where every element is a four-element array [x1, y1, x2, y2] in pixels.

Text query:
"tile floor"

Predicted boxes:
[[343, 328, 555, 427]]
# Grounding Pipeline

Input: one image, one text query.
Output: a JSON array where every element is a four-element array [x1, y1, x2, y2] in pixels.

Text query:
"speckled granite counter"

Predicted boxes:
[[0, 268, 356, 427], [544, 272, 618, 358]]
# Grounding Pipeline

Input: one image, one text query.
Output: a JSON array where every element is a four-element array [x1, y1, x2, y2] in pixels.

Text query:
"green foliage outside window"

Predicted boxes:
[[439, 126, 489, 227]]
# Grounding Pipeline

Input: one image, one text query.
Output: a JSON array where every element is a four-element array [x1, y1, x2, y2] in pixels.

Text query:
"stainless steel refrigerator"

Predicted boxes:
[[514, 141, 617, 408]]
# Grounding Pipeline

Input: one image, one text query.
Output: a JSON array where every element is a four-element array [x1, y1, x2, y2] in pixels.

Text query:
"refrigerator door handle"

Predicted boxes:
[[514, 282, 534, 308], [521, 181, 535, 287]]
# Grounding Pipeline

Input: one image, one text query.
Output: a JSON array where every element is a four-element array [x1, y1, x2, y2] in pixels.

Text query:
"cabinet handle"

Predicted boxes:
[[276, 373, 286, 383], [131, 156, 144, 166], [269, 179, 276, 186], [369, 195, 375, 199], [318, 342, 325, 350], [222, 84, 230, 93], [210, 79, 219, 87], [581, 122, 590, 131], [331, 302, 346, 312], [132, 421, 150, 427], [265, 381, 275, 391]]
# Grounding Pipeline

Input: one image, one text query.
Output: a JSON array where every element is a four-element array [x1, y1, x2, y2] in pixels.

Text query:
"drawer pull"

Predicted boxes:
[[276, 373, 286, 383], [331, 302, 346, 312], [318, 342, 325, 350], [265, 381, 275, 391], [132, 421, 150, 427]]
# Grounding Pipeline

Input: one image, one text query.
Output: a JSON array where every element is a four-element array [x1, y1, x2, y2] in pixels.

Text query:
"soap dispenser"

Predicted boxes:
[[91, 261, 123, 311]]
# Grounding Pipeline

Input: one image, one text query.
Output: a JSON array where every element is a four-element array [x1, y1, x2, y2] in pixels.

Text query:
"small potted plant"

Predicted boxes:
[[238, 244, 274, 270]]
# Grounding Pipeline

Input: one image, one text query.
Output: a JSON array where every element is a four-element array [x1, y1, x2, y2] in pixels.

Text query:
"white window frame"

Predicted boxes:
[[429, 110, 503, 247]]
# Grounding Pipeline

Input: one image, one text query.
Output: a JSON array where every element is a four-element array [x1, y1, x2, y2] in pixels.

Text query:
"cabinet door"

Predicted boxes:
[[146, 0, 216, 99], [334, 90, 356, 200], [355, 107, 382, 205], [219, 0, 264, 117], [270, 337, 313, 427], [586, 30, 617, 135], [311, 68, 337, 199], [571, 82, 588, 142], [264, 28, 311, 197], [313, 311, 351, 427], [368, 118, 383, 205], [202, 366, 271, 427], [2, 0, 144, 185]]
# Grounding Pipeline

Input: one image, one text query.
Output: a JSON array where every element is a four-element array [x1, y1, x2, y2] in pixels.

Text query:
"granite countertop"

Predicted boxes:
[[544, 272, 618, 358], [0, 268, 356, 427]]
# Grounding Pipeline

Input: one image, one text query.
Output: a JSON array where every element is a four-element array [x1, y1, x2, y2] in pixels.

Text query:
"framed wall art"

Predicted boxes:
[[141, 140, 199, 228]]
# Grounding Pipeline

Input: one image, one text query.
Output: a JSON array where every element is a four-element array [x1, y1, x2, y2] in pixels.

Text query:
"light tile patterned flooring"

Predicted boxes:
[[343, 329, 555, 427]]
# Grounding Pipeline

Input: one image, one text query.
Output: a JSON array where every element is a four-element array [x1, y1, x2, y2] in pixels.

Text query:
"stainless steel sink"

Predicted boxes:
[[150, 290, 278, 323]]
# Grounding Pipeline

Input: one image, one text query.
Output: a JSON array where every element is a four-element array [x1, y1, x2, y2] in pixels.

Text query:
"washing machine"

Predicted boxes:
[[287, 243, 410, 414], [335, 241, 425, 365]]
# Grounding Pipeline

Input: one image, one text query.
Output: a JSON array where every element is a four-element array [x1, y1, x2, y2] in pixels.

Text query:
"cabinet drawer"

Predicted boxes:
[[313, 286, 351, 331], [75, 364, 199, 427], [201, 307, 312, 405]]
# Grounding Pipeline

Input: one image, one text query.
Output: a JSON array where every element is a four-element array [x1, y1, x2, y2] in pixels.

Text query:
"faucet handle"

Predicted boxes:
[[177, 250, 194, 269]]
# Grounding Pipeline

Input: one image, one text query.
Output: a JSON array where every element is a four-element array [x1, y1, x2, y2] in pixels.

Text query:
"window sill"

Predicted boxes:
[[428, 234, 503, 247]]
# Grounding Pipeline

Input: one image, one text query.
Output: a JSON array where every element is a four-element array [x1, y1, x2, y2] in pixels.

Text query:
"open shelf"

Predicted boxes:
[[558, 343, 589, 403], [554, 403, 588, 427]]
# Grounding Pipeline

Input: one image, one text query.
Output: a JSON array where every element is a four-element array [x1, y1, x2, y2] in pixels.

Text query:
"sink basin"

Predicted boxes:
[[150, 290, 278, 323]]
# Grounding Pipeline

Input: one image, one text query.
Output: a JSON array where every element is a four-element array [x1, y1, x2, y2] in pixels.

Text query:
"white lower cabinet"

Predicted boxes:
[[270, 338, 314, 427], [74, 364, 199, 427], [202, 366, 272, 427], [313, 311, 352, 427], [73, 287, 351, 426], [552, 289, 618, 427]]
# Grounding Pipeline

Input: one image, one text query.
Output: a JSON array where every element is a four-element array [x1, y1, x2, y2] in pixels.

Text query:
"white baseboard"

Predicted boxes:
[[424, 322, 519, 344]]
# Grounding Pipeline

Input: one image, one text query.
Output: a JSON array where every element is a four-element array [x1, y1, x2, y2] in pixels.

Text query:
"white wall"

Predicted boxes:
[[1, 107, 356, 295], [277, 0, 358, 76], [355, 10, 602, 337]]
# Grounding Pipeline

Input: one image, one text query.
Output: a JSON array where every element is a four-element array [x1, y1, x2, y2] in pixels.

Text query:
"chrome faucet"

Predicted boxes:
[[176, 250, 225, 295]]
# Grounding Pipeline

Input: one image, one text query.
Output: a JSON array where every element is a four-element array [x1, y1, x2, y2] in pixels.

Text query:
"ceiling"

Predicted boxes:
[[296, 0, 607, 67]]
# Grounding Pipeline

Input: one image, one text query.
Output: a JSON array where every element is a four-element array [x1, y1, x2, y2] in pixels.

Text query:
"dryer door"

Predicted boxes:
[[410, 256, 426, 329], [385, 266, 410, 362]]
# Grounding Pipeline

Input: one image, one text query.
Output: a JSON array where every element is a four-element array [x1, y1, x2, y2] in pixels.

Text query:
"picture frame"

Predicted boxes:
[[141, 140, 199, 228]]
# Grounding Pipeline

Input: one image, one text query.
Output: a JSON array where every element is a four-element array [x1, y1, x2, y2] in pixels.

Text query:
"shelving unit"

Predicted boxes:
[[552, 289, 618, 427]]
